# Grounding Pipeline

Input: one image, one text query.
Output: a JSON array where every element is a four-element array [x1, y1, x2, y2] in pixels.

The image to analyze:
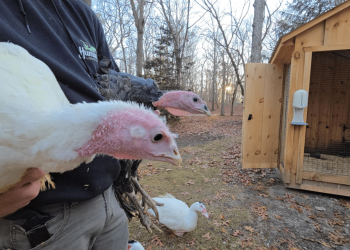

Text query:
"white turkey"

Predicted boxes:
[[0, 42, 182, 194]]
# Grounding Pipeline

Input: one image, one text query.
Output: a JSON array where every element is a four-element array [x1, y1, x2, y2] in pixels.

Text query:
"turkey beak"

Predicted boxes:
[[202, 104, 211, 116], [164, 148, 182, 166], [127, 245, 131, 250]]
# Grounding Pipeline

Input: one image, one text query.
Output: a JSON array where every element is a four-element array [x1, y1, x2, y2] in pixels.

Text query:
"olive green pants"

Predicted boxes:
[[0, 185, 128, 250]]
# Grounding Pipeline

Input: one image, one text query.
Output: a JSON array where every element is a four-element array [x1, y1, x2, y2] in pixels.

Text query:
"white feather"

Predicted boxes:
[[147, 194, 208, 235], [0, 42, 160, 193]]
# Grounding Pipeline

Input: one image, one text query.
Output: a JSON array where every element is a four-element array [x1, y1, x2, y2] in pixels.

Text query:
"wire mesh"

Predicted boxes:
[[303, 50, 350, 176]]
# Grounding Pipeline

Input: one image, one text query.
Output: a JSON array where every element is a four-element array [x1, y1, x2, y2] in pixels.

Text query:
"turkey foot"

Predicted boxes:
[[131, 176, 163, 220], [125, 190, 162, 233]]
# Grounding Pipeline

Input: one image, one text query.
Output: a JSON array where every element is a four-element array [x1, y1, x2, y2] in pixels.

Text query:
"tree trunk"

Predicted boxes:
[[81, 0, 91, 7], [121, 45, 127, 73], [200, 66, 204, 98], [220, 53, 226, 116], [130, 0, 145, 77], [136, 27, 144, 76], [230, 82, 239, 116], [206, 70, 210, 102], [212, 41, 217, 111], [251, 0, 265, 63], [174, 39, 182, 88]]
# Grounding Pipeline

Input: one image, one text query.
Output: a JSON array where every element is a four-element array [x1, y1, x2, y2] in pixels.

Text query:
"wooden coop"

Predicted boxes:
[[242, 1, 350, 197]]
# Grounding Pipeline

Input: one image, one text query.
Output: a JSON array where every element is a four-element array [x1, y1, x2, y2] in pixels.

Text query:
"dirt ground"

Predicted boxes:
[[128, 104, 350, 250]]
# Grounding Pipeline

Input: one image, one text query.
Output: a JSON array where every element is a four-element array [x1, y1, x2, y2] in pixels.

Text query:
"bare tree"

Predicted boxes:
[[198, 0, 249, 98], [116, 0, 133, 72], [211, 35, 217, 111], [220, 51, 226, 116], [94, 0, 134, 64], [129, 0, 154, 76], [251, 0, 265, 62], [158, 0, 192, 87], [199, 57, 208, 98], [129, 0, 145, 76]]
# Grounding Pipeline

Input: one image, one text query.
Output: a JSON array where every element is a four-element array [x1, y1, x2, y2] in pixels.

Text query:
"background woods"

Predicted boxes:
[[91, 0, 345, 115]]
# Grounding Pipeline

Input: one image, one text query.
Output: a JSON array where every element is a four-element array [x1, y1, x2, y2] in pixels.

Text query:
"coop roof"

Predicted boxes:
[[270, 0, 350, 64]]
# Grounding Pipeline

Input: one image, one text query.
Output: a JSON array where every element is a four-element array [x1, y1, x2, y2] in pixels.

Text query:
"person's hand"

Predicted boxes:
[[0, 168, 45, 218]]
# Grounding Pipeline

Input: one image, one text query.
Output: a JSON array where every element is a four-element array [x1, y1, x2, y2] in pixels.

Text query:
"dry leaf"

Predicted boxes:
[[244, 226, 255, 233], [232, 230, 242, 237], [185, 180, 195, 185], [259, 193, 269, 198], [222, 220, 230, 226], [231, 195, 236, 200], [213, 220, 220, 227], [186, 239, 196, 246], [219, 214, 225, 220], [202, 232, 211, 240], [291, 204, 303, 213], [221, 228, 226, 233], [274, 214, 282, 220]]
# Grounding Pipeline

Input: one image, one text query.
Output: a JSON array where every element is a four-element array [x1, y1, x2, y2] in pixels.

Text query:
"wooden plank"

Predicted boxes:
[[304, 44, 350, 52], [306, 53, 321, 149], [270, 45, 295, 64], [297, 22, 325, 48], [281, 2, 350, 44], [296, 52, 313, 184], [300, 183, 350, 196], [285, 181, 350, 196], [278, 65, 287, 171], [324, 7, 350, 46], [302, 171, 350, 185], [260, 64, 284, 168], [284, 50, 302, 185], [285, 26, 325, 185], [242, 63, 283, 168], [242, 64, 266, 168]]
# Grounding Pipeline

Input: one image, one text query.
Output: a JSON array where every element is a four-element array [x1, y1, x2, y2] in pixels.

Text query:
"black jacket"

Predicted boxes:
[[0, 0, 121, 206]]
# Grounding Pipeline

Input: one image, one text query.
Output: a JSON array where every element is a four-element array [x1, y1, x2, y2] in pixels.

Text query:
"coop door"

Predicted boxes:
[[242, 63, 283, 168]]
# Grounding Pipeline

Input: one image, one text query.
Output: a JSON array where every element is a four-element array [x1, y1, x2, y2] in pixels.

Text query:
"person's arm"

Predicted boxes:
[[0, 168, 45, 218]]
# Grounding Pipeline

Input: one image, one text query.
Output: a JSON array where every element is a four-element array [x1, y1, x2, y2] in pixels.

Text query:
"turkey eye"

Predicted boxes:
[[152, 133, 163, 142], [193, 97, 198, 102], [204, 105, 208, 110]]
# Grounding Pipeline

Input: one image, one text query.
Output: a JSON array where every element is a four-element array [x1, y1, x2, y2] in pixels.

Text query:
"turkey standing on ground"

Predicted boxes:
[[95, 58, 210, 233]]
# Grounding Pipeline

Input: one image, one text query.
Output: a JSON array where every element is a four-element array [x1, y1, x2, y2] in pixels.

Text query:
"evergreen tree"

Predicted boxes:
[[144, 27, 180, 91], [276, 0, 346, 37]]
